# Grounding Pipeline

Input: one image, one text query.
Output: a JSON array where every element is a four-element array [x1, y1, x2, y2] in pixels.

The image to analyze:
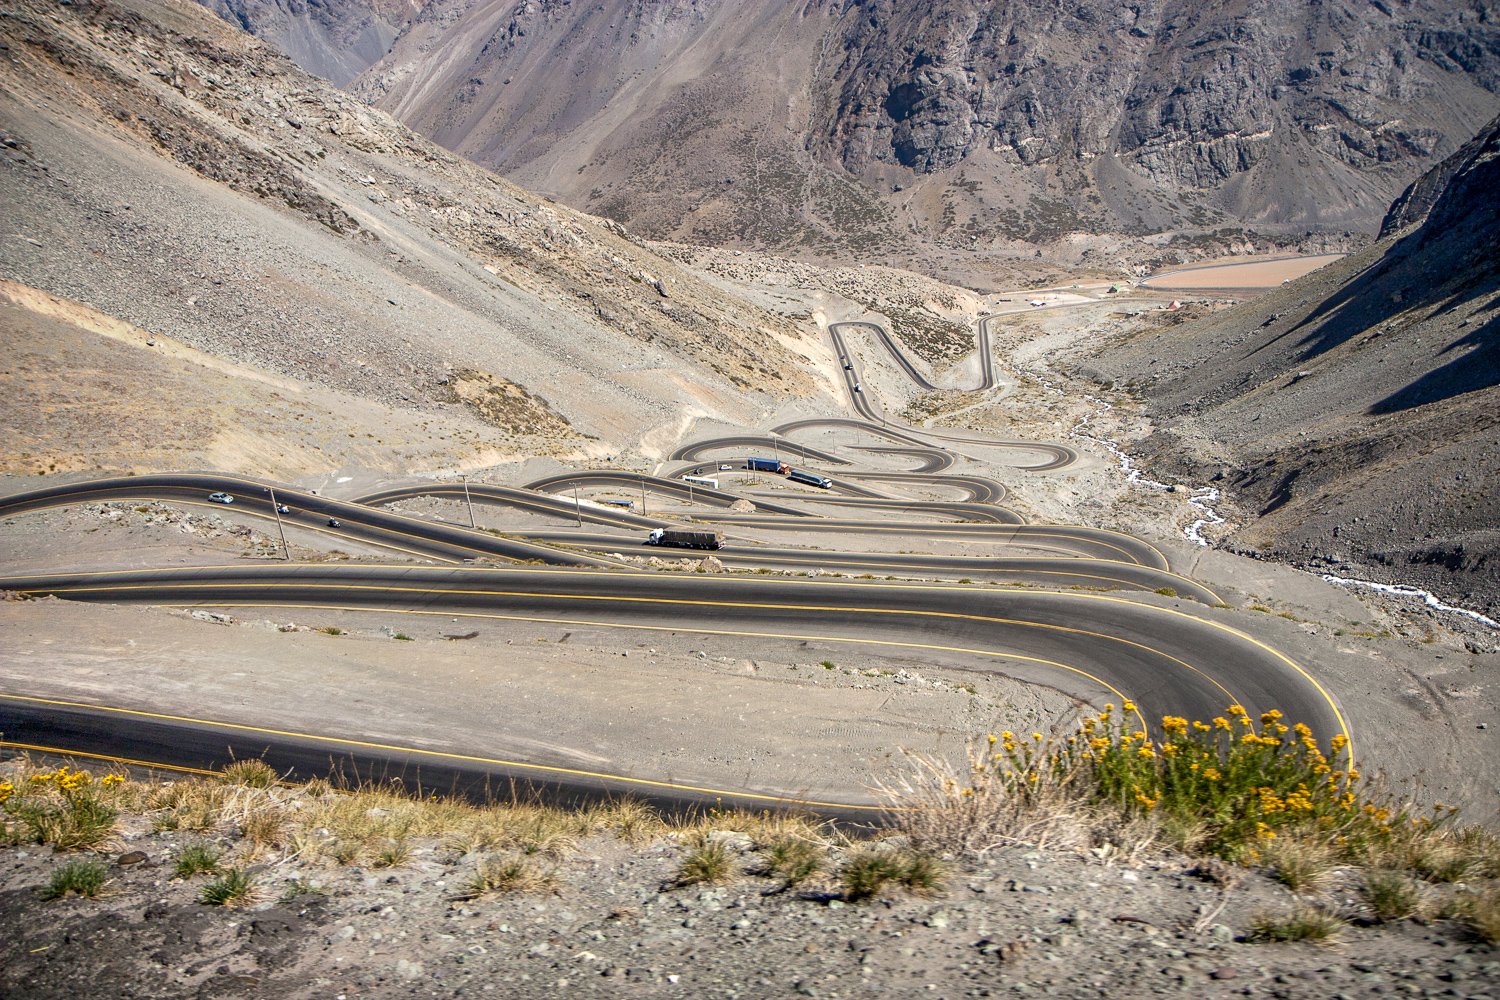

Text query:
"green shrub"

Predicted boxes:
[[2, 765, 119, 850], [199, 867, 256, 906], [174, 841, 222, 879], [840, 849, 903, 900], [762, 837, 823, 886], [984, 704, 1363, 860], [43, 858, 110, 900]]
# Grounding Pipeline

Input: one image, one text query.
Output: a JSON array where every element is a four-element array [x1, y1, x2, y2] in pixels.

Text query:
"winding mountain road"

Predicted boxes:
[[0, 313, 1356, 817]]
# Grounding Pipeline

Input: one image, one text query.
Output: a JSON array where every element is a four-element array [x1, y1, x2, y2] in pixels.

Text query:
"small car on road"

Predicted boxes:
[[327, 518, 341, 528], [207, 492, 234, 504]]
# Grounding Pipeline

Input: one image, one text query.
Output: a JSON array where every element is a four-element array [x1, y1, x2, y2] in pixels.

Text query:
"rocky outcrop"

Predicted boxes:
[[321, 0, 1500, 258]]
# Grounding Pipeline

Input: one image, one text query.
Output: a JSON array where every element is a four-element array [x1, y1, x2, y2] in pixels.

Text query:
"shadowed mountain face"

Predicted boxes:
[[268, 0, 1500, 263], [1084, 114, 1500, 614]]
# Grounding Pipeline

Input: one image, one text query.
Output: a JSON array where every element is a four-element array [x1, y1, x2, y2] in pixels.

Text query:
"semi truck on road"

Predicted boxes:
[[787, 469, 833, 489], [646, 528, 723, 550], [746, 457, 790, 474]]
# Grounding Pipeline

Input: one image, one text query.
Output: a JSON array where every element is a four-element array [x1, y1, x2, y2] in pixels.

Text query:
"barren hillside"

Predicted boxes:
[[1080, 114, 1500, 614], [333, 0, 1500, 268], [0, 0, 823, 478]]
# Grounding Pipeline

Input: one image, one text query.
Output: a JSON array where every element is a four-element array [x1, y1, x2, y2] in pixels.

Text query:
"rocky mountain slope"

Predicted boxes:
[[1080, 113, 1500, 614], [196, 0, 423, 86], [332, 0, 1500, 267], [0, 0, 823, 476]]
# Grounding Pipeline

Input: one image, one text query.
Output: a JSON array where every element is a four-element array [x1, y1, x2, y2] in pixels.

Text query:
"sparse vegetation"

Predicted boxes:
[[199, 867, 256, 906], [1464, 885, 1500, 943], [173, 841, 222, 879], [677, 834, 734, 885], [1362, 869, 1425, 922], [1249, 904, 1344, 943], [761, 836, 824, 887], [1, 763, 121, 850], [221, 759, 279, 789], [43, 858, 110, 900], [465, 856, 553, 896], [840, 847, 946, 901]]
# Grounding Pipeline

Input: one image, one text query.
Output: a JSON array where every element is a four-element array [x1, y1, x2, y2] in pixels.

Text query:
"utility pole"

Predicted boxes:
[[640, 473, 647, 515], [460, 473, 476, 529], [573, 482, 582, 528], [267, 486, 290, 561]]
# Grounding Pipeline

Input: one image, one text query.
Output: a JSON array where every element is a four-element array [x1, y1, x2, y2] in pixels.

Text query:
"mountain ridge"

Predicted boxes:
[[331, 0, 1500, 265]]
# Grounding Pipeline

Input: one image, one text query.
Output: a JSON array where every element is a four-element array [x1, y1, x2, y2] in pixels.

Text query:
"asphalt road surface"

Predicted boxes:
[[0, 315, 1354, 816]]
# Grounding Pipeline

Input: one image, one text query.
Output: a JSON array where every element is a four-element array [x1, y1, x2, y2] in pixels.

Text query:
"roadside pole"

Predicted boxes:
[[460, 473, 476, 529], [267, 486, 290, 561], [573, 482, 582, 528], [640, 473, 647, 515]]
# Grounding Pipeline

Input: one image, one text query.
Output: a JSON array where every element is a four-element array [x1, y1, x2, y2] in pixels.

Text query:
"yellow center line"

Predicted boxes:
[[26, 579, 1229, 723], [4, 562, 1348, 761], [0, 741, 221, 778], [0, 693, 888, 811]]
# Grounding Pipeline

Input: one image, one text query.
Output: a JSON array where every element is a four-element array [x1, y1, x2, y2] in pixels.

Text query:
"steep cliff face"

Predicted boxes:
[[326, 0, 1500, 260], [1084, 114, 1500, 613]]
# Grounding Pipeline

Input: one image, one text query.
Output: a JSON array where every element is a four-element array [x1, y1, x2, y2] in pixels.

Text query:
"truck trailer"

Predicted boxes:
[[787, 469, 833, 489], [645, 528, 723, 550], [746, 457, 790, 474]]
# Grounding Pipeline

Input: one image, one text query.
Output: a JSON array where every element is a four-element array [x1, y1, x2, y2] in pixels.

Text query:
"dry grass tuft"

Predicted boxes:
[[676, 834, 735, 886], [1465, 885, 1500, 944], [1261, 832, 1341, 893], [220, 759, 279, 789], [881, 748, 1090, 857], [1249, 904, 1344, 943], [465, 856, 554, 897], [761, 836, 824, 887], [1361, 869, 1426, 922]]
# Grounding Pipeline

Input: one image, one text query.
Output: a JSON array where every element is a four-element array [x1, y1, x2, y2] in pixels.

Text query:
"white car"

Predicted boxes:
[[853, 382, 862, 392], [207, 492, 234, 504]]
